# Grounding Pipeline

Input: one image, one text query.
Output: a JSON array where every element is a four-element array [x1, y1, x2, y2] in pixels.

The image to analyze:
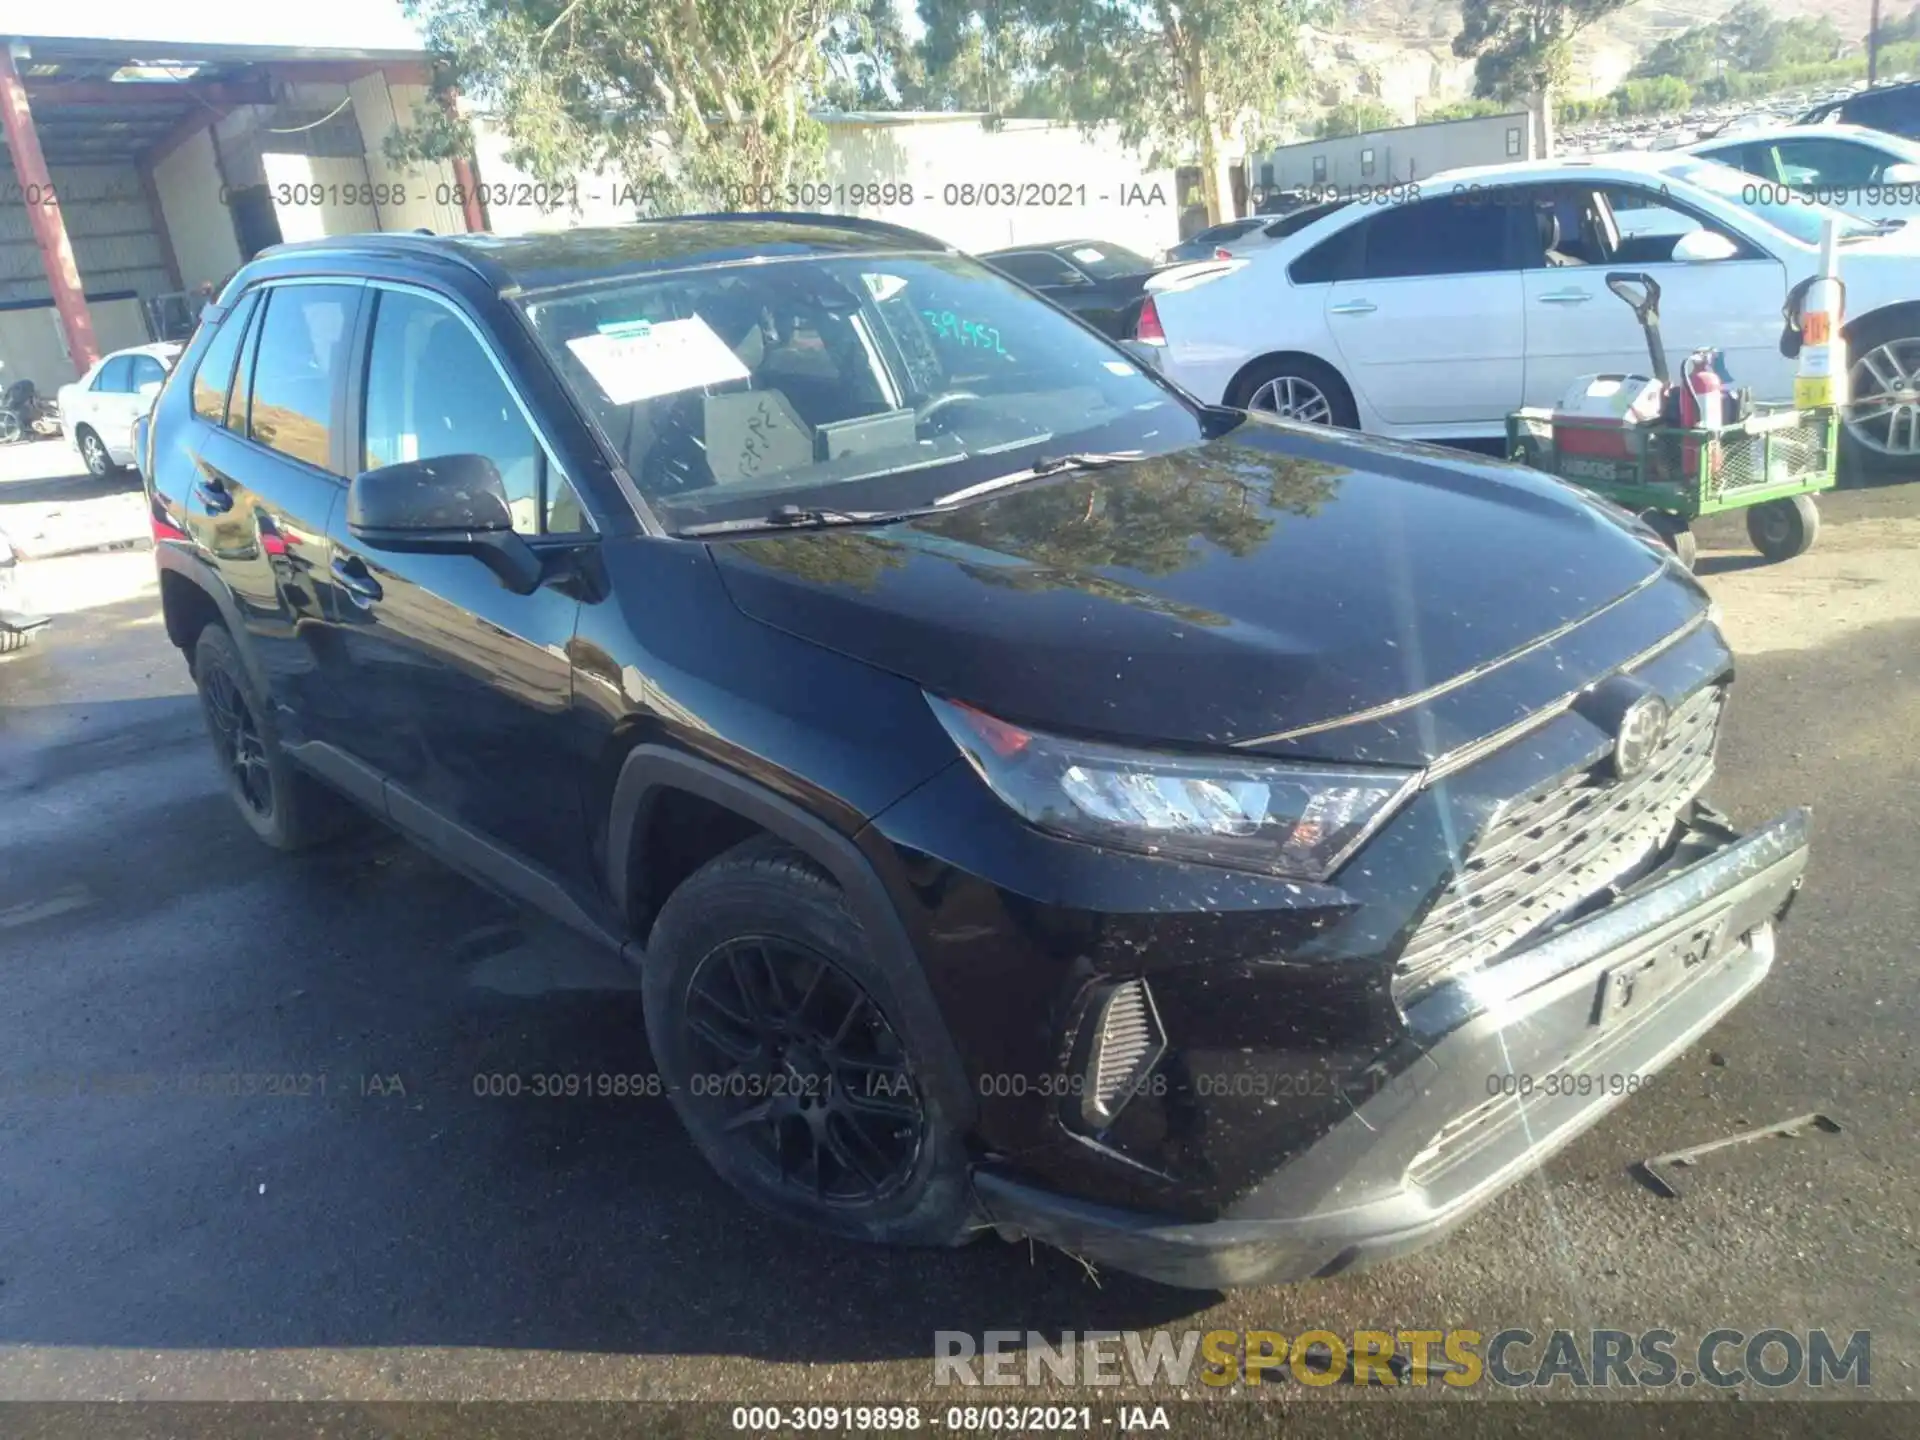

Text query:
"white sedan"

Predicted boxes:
[[1686, 123, 1920, 223], [56, 342, 181, 477], [1135, 152, 1920, 470]]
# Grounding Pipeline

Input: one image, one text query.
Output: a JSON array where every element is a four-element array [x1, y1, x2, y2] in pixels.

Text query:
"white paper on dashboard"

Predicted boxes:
[[565, 317, 751, 405]]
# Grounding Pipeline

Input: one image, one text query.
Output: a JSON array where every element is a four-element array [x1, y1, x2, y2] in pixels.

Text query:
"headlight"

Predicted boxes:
[[929, 696, 1418, 882]]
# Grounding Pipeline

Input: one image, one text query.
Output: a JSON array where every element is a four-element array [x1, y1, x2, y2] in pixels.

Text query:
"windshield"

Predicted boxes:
[[1664, 158, 1881, 245], [520, 252, 1208, 530], [1060, 242, 1152, 278]]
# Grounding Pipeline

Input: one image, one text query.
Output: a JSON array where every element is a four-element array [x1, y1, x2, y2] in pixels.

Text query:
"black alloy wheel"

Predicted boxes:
[[682, 936, 925, 1206], [201, 659, 275, 820]]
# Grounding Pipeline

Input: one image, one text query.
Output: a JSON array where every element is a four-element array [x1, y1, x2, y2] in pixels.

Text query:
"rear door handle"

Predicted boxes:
[[330, 555, 383, 606], [1329, 300, 1378, 315], [193, 476, 233, 513], [1537, 290, 1594, 305]]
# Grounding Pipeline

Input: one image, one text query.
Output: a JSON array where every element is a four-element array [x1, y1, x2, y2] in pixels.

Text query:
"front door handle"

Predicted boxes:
[[330, 555, 383, 606], [193, 476, 233, 513], [1329, 299, 1378, 316], [1537, 290, 1594, 305]]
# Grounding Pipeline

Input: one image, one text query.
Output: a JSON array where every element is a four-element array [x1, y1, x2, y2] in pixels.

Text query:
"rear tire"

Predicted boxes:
[[1842, 313, 1920, 480], [1747, 494, 1819, 562], [75, 426, 114, 478], [1229, 355, 1359, 429], [192, 624, 353, 850], [643, 837, 977, 1249]]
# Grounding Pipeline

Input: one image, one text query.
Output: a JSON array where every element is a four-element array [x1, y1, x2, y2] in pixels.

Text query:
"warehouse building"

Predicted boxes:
[[0, 32, 479, 393]]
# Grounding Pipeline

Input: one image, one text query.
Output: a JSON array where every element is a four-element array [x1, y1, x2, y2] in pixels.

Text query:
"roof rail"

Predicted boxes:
[[656, 210, 955, 251], [249, 232, 504, 286]]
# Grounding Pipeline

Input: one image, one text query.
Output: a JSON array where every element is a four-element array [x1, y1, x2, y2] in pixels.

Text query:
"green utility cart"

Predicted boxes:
[[1506, 271, 1837, 571], [1507, 401, 1837, 570]]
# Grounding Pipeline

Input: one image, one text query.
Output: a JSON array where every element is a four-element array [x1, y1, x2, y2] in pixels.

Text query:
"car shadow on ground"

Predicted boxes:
[[0, 465, 141, 506], [1693, 553, 1772, 577], [0, 672, 1220, 1364]]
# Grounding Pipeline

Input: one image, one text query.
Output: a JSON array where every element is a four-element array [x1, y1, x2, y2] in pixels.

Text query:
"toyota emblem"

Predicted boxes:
[[1610, 693, 1670, 781]]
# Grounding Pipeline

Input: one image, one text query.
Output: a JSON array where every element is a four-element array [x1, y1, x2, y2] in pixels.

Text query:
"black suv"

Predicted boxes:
[[141, 216, 1810, 1290], [1798, 80, 1920, 138]]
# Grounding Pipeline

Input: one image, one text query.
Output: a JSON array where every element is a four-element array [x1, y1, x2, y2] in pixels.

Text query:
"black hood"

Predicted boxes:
[[707, 422, 1708, 765]]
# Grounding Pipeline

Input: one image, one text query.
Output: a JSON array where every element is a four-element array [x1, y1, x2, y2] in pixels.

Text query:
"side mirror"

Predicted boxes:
[[347, 453, 543, 594], [1671, 230, 1740, 264], [1881, 161, 1920, 184]]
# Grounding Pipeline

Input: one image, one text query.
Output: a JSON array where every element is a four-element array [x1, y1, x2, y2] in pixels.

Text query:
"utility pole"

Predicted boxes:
[[1871, 0, 1882, 86]]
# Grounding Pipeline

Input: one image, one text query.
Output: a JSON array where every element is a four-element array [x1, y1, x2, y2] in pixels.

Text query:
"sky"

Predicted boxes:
[[0, 0, 928, 50]]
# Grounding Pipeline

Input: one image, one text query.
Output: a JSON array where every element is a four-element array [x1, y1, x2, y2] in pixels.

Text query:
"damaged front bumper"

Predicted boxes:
[[973, 806, 1811, 1290]]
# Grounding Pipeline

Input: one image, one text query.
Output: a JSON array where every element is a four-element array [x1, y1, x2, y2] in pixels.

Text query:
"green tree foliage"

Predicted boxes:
[[912, 0, 1325, 223], [394, 0, 854, 214], [1422, 96, 1509, 120], [1634, 2, 1843, 84], [1875, 4, 1920, 45], [1454, 0, 1632, 108], [823, 0, 930, 110], [1316, 98, 1400, 137]]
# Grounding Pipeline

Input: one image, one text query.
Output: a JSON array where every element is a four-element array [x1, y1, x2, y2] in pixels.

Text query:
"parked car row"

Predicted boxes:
[[1129, 150, 1920, 472], [135, 214, 1810, 1291]]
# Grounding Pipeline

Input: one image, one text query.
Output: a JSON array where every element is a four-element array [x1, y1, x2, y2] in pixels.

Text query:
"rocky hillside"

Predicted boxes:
[[1315, 0, 1881, 124]]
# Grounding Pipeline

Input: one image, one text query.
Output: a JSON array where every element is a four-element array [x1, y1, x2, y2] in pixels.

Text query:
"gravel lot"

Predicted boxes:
[[2, 445, 1916, 1422]]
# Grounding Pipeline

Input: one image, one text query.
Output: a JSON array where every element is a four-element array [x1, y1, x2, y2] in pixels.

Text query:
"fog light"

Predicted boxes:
[[1078, 978, 1166, 1129]]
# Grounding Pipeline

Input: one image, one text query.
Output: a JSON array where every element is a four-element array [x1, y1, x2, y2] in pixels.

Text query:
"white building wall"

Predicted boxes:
[[153, 128, 242, 291], [262, 153, 382, 242], [364, 80, 471, 234]]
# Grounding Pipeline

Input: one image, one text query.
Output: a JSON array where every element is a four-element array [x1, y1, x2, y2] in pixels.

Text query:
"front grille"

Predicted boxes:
[[1396, 684, 1724, 994]]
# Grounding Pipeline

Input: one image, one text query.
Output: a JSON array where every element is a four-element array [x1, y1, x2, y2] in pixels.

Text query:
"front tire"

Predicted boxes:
[[1747, 494, 1819, 562], [1641, 510, 1697, 570], [1229, 355, 1359, 429], [192, 624, 353, 850], [75, 426, 114, 478], [643, 838, 976, 1249]]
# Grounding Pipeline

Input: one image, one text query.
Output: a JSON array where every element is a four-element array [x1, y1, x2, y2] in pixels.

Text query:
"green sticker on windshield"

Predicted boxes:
[[922, 309, 1011, 359]]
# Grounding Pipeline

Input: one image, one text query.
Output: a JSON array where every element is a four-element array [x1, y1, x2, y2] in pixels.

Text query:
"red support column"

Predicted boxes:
[[0, 42, 99, 374]]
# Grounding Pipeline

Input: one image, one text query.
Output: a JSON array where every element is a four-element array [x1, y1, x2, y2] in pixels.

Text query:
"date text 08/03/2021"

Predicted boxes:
[[730, 1405, 1172, 1434]]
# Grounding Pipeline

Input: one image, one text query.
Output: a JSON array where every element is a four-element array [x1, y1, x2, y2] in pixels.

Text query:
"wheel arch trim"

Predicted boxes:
[[606, 744, 979, 1127], [155, 549, 272, 701], [1223, 348, 1355, 412]]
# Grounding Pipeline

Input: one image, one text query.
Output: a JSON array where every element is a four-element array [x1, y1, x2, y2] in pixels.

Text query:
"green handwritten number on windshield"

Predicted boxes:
[[921, 308, 1010, 358]]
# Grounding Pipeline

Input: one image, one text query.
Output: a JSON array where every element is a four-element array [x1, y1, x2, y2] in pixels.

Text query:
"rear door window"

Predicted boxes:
[[130, 354, 167, 391], [1359, 196, 1518, 279], [92, 356, 133, 392], [1288, 219, 1364, 284], [191, 291, 259, 423], [247, 284, 357, 472]]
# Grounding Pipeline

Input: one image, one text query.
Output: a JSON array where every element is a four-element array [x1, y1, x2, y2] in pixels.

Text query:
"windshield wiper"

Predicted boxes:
[[935, 451, 1145, 507], [676, 503, 931, 538]]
